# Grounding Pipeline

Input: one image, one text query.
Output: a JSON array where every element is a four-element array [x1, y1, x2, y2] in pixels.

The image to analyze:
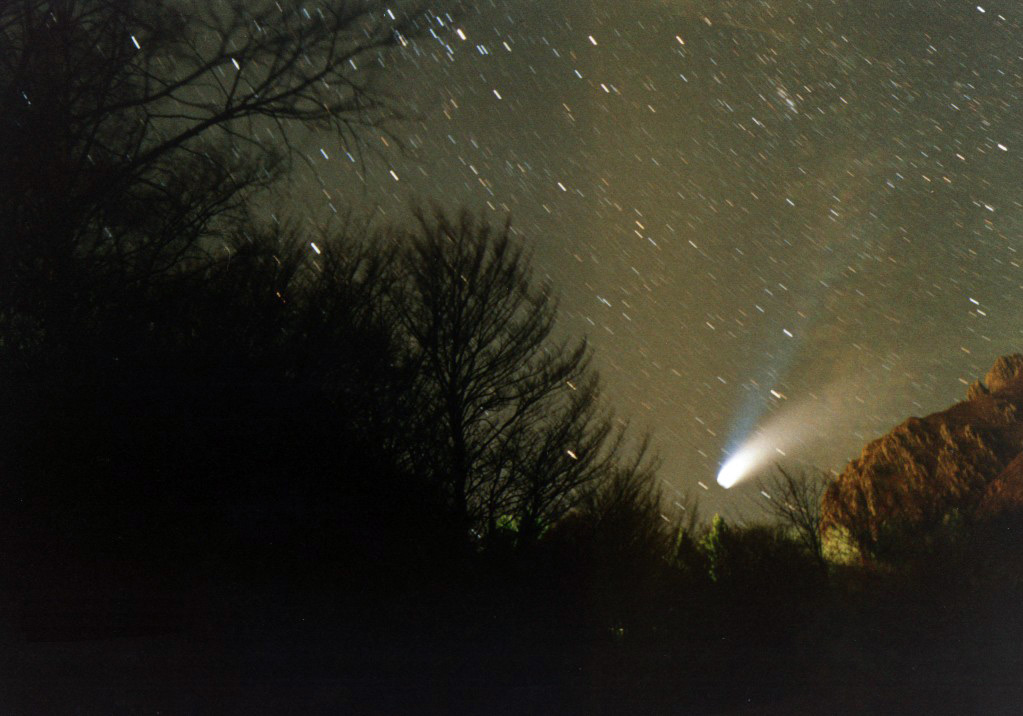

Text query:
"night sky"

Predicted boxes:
[[290, 0, 1023, 516]]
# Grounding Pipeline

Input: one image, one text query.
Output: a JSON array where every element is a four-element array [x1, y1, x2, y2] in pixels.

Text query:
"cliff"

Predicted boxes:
[[822, 354, 1023, 548]]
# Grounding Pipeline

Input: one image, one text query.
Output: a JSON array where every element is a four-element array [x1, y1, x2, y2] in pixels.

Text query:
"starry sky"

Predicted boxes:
[[290, 0, 1023, 516]]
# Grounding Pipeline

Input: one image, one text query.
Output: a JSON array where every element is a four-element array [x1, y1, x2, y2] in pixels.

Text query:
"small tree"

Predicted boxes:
[[756, 464, 831, 563], [396, 209, 635, 547]]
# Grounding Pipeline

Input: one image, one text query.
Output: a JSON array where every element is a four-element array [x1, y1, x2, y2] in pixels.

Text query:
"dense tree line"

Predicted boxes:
[[4, 2, 1023, 713]]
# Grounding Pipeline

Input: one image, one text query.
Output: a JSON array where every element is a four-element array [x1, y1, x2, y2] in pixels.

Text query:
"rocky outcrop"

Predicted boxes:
[[966, 379, 989, 401], [822, 355, 1023, 549], [983, 354, 1023, 394]]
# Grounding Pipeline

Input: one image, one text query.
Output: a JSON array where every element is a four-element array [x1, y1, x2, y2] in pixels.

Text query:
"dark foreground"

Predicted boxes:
[[6, 544, 1023, 715]]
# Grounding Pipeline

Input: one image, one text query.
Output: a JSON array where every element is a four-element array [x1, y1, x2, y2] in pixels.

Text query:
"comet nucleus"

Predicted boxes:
[[716, 450, 757, 488]]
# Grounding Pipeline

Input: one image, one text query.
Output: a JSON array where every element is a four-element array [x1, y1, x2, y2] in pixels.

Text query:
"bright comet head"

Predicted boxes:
[[716, 451, 756, 489]]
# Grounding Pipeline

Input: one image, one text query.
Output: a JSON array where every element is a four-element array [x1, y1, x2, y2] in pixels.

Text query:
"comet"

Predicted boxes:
[[715, 381, 851, 489]]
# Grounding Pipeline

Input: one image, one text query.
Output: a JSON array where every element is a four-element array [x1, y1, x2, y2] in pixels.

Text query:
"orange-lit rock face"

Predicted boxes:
[[822, 354, 1023, 551], [984, 354, 1023, 394]]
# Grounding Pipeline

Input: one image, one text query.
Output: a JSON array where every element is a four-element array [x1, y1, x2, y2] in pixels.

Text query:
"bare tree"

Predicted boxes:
[[0, 0, 425, 344], [756, 464, 832, 563], [396, 208, 641, 547]]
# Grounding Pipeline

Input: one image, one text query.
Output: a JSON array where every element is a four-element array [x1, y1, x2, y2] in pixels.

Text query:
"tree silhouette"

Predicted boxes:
[[0, 0, 422, 349], [756, 464, 831, 563], [0, 1, 435, 573], [395, 209, 632, 547]]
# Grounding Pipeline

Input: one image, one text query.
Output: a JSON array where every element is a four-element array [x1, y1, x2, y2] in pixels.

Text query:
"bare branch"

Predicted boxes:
[[756, 464, 832, 563], [0, 0, 435, 335]]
